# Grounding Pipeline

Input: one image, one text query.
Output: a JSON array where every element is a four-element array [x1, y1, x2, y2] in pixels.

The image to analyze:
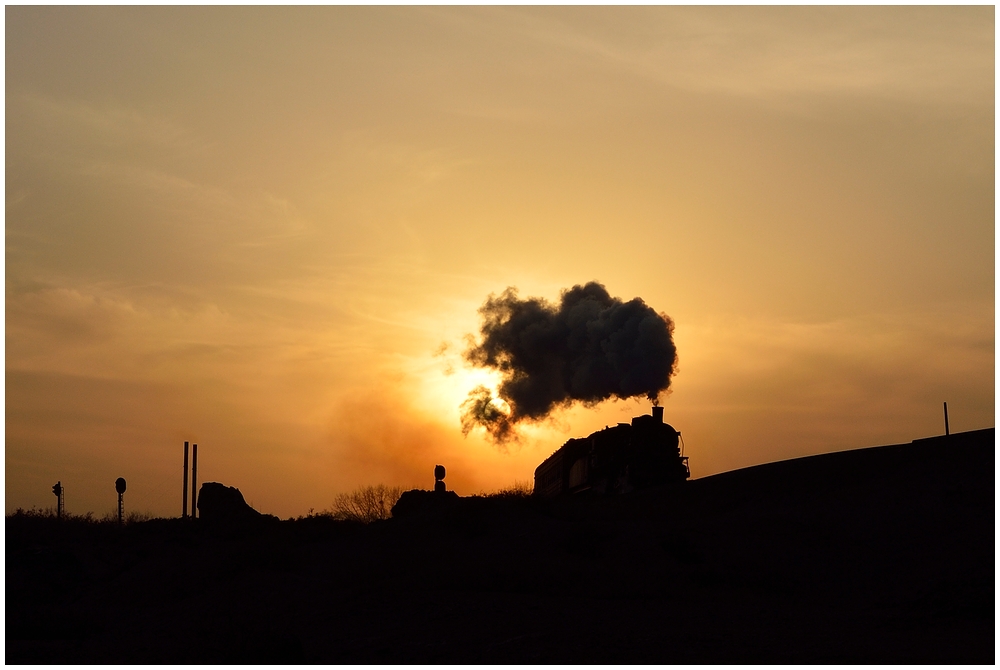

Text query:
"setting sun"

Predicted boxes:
[[6, 7, 993, 519]]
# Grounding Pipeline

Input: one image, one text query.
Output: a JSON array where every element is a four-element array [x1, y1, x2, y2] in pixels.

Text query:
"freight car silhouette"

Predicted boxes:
[[534, 406, 689, 498]]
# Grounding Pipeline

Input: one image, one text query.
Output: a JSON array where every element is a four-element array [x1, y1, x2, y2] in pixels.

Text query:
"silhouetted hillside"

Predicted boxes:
[[7, 429, 993, 663]]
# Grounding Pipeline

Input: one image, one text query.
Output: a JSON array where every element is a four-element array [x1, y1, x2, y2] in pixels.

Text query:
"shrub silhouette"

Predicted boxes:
[[477, 480, 533, 499], [7, 507, 154, 525], [328, 484, 404, 523], [98, 510, 155, 525]]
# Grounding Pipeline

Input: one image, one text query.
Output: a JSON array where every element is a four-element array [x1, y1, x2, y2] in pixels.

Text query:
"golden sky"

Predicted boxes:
[[6, 7, 994, 518]]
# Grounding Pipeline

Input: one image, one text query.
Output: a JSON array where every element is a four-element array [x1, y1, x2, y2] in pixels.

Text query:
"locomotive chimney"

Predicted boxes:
[[652, 406, 664, 424]]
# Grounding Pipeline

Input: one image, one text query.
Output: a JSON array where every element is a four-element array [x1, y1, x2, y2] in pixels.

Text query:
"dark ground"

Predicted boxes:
[[7, 429, 994, 663]]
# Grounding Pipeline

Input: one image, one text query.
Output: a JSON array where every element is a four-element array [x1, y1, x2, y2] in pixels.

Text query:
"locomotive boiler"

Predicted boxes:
[[534, 406, 689, 499]]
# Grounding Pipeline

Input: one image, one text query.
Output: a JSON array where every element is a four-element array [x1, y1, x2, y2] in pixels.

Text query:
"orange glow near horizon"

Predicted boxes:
[[6, 7, 994, 518]]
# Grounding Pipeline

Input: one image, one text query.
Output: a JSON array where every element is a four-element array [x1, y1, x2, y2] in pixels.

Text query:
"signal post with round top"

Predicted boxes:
[[115, 477, 127, 524], [434, 465, 446, 493]]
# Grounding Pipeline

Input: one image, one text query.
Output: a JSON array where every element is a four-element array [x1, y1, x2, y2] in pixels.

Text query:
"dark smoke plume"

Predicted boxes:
[[461, 281, 678, 442]]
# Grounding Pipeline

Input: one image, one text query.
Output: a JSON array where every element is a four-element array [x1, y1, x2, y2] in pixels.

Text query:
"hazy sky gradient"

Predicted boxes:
[[6, 7, 994, 518]]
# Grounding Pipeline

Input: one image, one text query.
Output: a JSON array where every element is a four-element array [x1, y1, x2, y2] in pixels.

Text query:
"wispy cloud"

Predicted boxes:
[[483, 7, 993, 105], [16, 93, 208, 152]]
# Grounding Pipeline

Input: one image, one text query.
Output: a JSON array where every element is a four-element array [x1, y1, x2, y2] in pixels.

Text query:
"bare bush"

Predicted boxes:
[[98, 510, 155, 525], [6, 508, 153, 524], [7, 507, 59, 519], [329, 484, 405, 523], [125, 510, 154, 524], [98, 511, 119, 524], [478, 480, 534, 499]]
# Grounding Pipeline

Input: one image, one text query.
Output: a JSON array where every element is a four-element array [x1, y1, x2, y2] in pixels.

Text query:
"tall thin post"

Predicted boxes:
[[191, 443, 198, 519], [182, 441, 189, 519], [943, 402, 950, 436], [53, 481, 63, 519], [115, 478, 127, 525]]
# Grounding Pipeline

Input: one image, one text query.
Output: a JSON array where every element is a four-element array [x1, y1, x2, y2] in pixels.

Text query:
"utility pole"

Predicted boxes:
[[182, 441, 189, 519], [191, 443, 198, 519]]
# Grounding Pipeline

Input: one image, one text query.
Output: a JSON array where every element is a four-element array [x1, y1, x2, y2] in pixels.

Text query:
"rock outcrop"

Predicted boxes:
[[197, 482, 265, 525]]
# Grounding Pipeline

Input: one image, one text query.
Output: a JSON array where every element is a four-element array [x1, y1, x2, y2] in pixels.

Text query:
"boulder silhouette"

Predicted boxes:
[[197, 482, 263, 524]]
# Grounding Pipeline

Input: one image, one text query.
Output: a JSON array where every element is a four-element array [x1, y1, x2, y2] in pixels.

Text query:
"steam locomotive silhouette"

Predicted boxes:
[[534, 406, 689, 498]]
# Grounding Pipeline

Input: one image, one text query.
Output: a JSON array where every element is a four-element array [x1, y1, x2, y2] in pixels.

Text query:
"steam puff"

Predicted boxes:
[[462, 281, 677, 442], [460, 385, 515, 442]]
